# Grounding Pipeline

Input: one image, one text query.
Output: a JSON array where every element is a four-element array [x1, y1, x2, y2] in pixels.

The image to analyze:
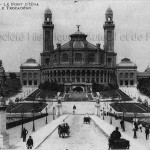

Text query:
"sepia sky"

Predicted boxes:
[[0, 0, 150, 72]]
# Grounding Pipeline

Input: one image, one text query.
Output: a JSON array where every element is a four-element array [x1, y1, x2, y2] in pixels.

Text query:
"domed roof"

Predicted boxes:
[[118, 58, 136, 67], [73, 41, 85, 49], [106, 7, 113, 15], [21, 58, 40, 67], [44, 8, 52, 14]]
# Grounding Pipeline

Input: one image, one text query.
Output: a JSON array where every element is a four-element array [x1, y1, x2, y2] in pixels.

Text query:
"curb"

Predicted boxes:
[[35, 115, 70, 149]]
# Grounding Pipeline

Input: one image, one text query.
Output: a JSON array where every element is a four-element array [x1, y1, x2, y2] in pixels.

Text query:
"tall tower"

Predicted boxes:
[[43, 8, 54, 52], [103, 7, 115, 52]]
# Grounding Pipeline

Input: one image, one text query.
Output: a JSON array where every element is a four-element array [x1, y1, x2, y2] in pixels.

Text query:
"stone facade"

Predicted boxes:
[[40, 8, 117, 89], [20, 58, 41, 86], [117, 58, 137, 87]]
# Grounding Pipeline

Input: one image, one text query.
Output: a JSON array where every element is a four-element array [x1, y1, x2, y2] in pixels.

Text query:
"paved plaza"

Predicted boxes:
[[3, 101, 149, 150], [38, 115, 108, 150]]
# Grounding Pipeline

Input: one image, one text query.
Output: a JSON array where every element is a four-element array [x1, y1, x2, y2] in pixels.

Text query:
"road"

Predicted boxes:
[[38, 115, 109, 150]]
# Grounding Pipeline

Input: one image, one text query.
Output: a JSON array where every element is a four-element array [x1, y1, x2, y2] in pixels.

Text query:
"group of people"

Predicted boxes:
[[21, 128, 33, 149], [132, 120, 150, 140]]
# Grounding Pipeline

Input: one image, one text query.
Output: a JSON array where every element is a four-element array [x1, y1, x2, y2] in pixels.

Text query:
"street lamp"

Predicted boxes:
[[21, 109, 24, 138], [32, 108, 35, 132], [122, 110, 125, 132], [53, 107, 55, 120], [110, 108, 112, 124], [103, 107, 104, 120], [45, 106, 48, 124]]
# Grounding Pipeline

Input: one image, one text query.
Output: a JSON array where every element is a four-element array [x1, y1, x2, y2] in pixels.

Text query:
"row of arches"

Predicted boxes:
[[42, 69, 116, 84], [42, 69, 115, 77], [119, 72, 134, 78], [22, 72, 38, 78]]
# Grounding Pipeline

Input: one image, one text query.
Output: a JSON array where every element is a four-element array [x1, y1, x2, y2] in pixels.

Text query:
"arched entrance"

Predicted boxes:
[[73, 86, 84, 92]]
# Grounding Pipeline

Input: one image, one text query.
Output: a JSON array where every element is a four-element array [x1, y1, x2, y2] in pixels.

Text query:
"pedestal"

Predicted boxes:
[[95, 103, 101, 117], [56, 104, 62, 117], [0, 106, 9, 149]]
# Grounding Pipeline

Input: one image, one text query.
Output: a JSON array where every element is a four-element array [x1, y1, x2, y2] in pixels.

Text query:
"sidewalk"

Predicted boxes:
[[9, 114, 69, 150], [91, 114, 150, 150]]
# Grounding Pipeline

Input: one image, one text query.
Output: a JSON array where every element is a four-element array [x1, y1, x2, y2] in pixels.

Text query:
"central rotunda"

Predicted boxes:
[[40, 7, 117, 92]]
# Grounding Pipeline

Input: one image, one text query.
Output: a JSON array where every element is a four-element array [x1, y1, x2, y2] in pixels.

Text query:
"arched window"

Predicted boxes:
[[75, 53, 82, 62], [82, 70, 85, 76], [88, 53, 95, 63], [125, 73, 129, 78], [71, 70, 75, 76], [92, 70, 95, 76], [119, 73, 123, 78], [96, 70, 99, 76], [45, 58, 50, 66], [28, 73, 32, 78], [130, 73, 134, 78], [108, 58, 112, 66], [23, 73, 27, 78], [33, 73, 38, 78], [58, 70, 61, 76], [62, 53, 68, 62]]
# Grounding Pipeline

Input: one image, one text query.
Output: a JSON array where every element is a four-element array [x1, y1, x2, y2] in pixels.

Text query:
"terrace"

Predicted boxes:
[[110, 103, 150, 113], [6, 102, 47, 113]]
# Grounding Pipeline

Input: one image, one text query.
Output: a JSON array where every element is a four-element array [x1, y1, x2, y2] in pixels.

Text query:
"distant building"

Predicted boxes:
[[137, 66, 150, 79], [0, 60, 5, 87], [20, 58, 41, 86], [117, 58, 137, 87], [5, 72, 20, 79]]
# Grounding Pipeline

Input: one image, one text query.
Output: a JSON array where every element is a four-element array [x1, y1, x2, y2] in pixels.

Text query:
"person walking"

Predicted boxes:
[[26, 136, 33, 149], [139, 124, 142, 132], [120, 120, 125, 132], [73, 105, 76, 114], [133, 124, 137, 139], [145, 125, 149, 140], [22, 128, 28, 142]]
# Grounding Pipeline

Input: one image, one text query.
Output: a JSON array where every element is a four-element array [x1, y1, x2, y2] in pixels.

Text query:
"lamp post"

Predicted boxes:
[[110, 108, 112, 124], [21, 109, 24, 138], [32, 109, 35, 132], [53, 107, 55, 120], [103, 107, 104, 120], [45, 107, 48, 124], [122, 110, 125, 132]]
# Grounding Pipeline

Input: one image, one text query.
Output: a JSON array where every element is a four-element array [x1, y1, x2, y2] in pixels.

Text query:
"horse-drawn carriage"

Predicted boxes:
[[108, 138, 130, 150], [83, 116, 91, 124], [58, 123, 70, 138]]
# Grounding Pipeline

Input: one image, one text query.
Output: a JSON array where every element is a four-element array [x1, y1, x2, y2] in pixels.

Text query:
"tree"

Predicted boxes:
[[9, 73, 16, 79], [1, 78, 22, 95]]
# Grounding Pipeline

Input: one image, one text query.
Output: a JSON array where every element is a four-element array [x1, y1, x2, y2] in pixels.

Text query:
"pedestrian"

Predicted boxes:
[[120, 120, 124, 130], [145, 125, 149, 140], [139, 124, 142, 132], [73, 105, 76, 114], [22, 128, 28, 142], [26, 136, 33, 149], [134, 121, 138, 131], [133, 124, 137, 138]]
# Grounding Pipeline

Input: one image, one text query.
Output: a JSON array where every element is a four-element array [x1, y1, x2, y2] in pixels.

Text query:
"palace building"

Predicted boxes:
[[39, 7, 117, 92]]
